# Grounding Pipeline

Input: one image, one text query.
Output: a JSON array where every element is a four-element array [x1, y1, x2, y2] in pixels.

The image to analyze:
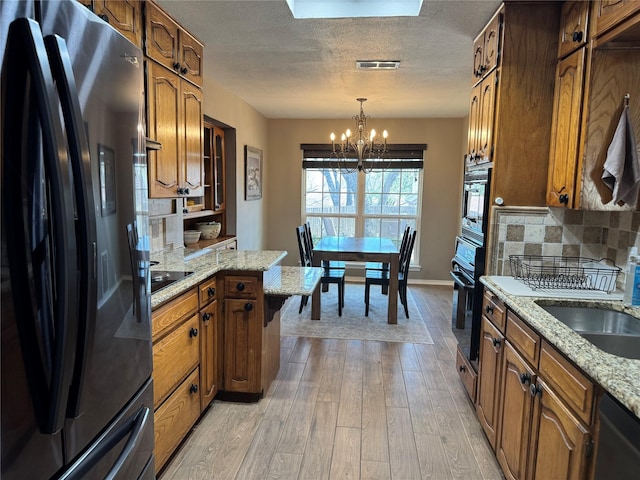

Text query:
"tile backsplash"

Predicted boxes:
[[488, 206, 640, 289]]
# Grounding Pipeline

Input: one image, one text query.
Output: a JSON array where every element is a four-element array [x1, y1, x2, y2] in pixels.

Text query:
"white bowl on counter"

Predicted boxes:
[[183, 230, 201, 245]]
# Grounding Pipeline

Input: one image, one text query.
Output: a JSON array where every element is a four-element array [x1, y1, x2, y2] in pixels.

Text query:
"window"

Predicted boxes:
[[301, 144, 425, 264]]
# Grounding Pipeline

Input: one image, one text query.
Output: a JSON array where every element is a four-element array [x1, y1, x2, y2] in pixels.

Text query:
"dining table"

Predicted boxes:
[[311, 236, 400, 324]]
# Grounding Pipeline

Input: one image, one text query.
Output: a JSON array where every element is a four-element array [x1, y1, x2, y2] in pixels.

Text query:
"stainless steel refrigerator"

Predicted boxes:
[[1, 1, 154, 478]]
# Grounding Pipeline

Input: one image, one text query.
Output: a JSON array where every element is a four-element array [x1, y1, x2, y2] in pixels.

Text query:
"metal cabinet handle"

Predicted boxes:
[[519, 372, 531, 385], [244, 303, 253, 312], [459, 365, 466, 373], [485, 305, 494, 314], [530, 383, 542, 397], [207, 286, 215, 297], [236, 282, 245, 291], [202, 312, 211, 321], [189, 327, 198, 337], [190, 384, 198, 394], [492, 337, 501, 348]]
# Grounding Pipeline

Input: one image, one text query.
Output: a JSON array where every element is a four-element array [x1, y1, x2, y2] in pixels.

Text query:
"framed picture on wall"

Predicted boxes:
[[244, 145, 262, 200]]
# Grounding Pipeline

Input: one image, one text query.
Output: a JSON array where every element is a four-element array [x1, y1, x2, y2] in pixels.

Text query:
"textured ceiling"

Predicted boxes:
[[157, 0, 503, 119]]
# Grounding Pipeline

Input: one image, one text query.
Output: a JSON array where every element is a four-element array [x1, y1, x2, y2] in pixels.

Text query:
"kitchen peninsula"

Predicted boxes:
[[149, 247, 322, 473]]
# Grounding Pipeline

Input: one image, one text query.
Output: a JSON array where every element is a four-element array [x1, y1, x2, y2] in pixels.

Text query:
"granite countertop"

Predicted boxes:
[[150, 248, 288, 308], [481, 275, 640, 419], [263, 266, 323, 296]]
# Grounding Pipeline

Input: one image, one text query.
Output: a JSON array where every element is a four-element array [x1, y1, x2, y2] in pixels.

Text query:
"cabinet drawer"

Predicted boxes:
[[539, 341, 595, 424], [506, 310, 541, 367], [154, 367, 201, 474], [152, 287, 199, 341], [456, 345, 477, 402], [224, 275, 259, 299], [153, 314, 200, 407], [483, 291, 506, 332], [199, 276, 217, 307]]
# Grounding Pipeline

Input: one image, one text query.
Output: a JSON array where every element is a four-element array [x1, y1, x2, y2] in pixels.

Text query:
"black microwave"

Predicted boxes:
[[461, 167, 491, 245]]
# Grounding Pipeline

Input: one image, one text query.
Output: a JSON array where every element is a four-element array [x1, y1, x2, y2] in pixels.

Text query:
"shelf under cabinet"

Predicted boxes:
[[183, 209, 224, 220]]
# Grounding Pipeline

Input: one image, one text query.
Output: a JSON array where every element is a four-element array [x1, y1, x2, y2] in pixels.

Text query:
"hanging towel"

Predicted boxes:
[[602, 105, 640, 205]]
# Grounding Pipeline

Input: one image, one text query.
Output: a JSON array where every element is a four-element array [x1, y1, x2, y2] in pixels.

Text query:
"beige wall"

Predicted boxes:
[[202, 78, 465, 281], [202, 77, 269, 250], [266, 118, 465, 282]]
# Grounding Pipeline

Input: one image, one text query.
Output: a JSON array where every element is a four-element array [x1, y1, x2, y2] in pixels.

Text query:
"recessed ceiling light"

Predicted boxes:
[[356, 60, 401, 70], [286, 0, 423, 19]]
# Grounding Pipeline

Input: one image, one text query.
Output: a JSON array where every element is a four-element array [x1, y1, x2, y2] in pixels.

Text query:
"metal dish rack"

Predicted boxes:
[[509, 255, 621, 293]]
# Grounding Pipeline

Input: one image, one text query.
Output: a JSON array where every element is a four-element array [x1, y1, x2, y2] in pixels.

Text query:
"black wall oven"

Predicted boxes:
[[461, 167, 491, 245], [451, 165, 492, 366]]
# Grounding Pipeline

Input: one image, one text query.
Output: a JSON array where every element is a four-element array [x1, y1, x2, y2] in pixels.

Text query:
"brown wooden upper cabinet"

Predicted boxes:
[[546, 47, 586, 208], [145, 0, 204, 88], [464, 3, 560, 208], [78, 0, 143, 48], [147, 61, 204, 198], [558, 1, 589, 59], [472, 10, 501, 85], [547, 2, 640, 210], [592, 0, 640, 40]]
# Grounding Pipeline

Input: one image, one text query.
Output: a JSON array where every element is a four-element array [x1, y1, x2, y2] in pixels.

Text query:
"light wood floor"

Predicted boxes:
[[159, 285, 504, 480]]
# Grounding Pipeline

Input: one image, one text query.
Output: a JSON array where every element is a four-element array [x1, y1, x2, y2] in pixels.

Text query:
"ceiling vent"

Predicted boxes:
[[356, 60, 401, 70]]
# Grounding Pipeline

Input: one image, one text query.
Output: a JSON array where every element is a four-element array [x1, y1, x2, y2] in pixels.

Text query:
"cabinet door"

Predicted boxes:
[[483, 12, 501, 75], [181, 79, 204, 197], [528, 379, 591, 480], [496, 342, 535, 480], [147, 61, 181, 198], [179, 29, 204, 87], [477, 70, 497, 164], [472, 32, 485, 84], [476, 316, 504, 450], [593, 0, 640, 38], [223, 299, 260, 393], [546, 48, 585, 208], [465, 82, 482, 167], [145, 1, 179, 72], [200, 302, 218, 410], [93, 0, 142, 48], [558, 1, 589, 59], [213, 126, 226, 211]]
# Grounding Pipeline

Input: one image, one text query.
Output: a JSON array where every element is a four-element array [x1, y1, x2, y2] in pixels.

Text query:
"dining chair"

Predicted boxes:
[[304, 221, 345, 273], [296, 224, 345, 316], [364, 224, 411, 293], [364, 229, 416, 318]]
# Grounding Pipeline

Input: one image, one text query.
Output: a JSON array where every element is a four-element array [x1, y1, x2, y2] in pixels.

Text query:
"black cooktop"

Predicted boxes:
[[150, 270, 194, 294]]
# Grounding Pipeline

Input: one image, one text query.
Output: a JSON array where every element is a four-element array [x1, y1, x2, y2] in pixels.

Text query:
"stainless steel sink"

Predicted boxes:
[[539, 305, 640, 359]]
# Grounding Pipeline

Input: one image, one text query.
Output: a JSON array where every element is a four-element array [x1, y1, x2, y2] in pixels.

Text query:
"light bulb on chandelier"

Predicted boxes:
[[330, 98, 388, 173]]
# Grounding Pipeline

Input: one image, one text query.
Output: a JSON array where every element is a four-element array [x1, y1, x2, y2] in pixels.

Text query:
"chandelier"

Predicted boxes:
[[330, 98, 388, 172]]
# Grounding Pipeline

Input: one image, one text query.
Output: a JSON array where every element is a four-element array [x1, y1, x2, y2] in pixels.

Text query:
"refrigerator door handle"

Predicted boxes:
[[2, 18, 78, 435], [43, 33, 98, 419], [58, 406, 151, 480]]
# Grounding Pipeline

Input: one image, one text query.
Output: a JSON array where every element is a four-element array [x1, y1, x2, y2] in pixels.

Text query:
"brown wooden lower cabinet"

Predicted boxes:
[[496, 341, 536, 480], [472, 302, 597, 480], [528, 378, 591, 480], [153, 367, 201, 473], [476, 315, 504, 450], [223, 297, 260, 393]]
